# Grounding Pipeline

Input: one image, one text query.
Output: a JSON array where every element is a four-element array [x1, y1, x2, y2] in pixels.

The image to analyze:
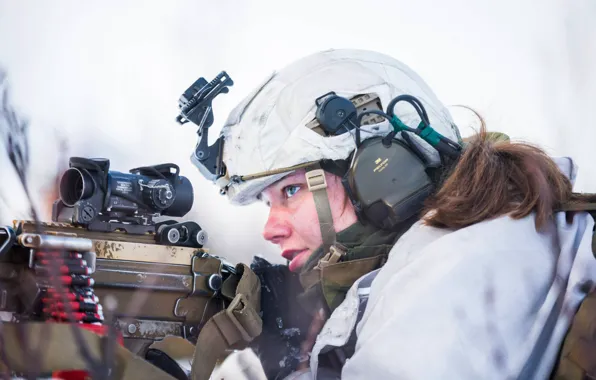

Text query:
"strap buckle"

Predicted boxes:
[[225, 293, 262, 342], [306, 169, 327, 192], [317, 244, 346, 269]]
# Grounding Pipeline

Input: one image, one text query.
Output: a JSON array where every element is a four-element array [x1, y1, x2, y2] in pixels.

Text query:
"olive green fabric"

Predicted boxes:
[[319, 255, 387, 311], [145, 263, 263, 380], [190, 263, 263, 380], [306, 164, 337, 256], [0, 322, 177, 379], [299, 218, 415, 313], [551, 288, 596, 379], [550, 207, 596, 380]]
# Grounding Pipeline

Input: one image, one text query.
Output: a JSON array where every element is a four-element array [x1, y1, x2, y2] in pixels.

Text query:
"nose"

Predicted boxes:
[[262, 206, 292, 244]]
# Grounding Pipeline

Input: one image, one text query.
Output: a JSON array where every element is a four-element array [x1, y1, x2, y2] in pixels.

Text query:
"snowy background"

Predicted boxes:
[[0, 0, 594, 264]]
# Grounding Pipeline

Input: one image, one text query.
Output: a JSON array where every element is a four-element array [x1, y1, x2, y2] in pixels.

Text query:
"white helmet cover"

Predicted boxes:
[[219, 49, 460, 205]]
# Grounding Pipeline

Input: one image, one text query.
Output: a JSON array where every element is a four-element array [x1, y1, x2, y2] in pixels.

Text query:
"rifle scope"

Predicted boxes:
[[55, 157, 194, 228]]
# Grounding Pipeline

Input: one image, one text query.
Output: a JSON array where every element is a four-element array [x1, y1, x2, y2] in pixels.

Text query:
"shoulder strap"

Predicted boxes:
[[551, 199, 596, 379], [558, 200, 596, 212], [551, 290, 596, 379], [190, 263, 263, 380], [558, 199, 596, 255], [306, 164, 337, 255], [338, 268, 381, 360]]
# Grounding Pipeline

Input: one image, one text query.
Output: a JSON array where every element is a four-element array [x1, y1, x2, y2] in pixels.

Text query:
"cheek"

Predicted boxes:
[[328, 191, 357, 231], [288, 197, 323, 248]]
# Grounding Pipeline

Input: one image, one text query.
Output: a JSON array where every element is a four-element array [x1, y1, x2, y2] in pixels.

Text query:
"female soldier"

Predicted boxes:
[[203, 49, 596, 379]]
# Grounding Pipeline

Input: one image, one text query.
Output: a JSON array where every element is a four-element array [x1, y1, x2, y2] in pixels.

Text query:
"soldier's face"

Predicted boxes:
[[260, 169, 357, 272]]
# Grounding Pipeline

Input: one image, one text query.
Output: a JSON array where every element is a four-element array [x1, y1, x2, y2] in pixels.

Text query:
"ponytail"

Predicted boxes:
[[423, 125, 593, 230]]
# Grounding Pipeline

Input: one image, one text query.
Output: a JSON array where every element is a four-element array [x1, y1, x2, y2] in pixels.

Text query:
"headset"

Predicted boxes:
[[176, 72, 463, 231], [313, 91, 463, 231]]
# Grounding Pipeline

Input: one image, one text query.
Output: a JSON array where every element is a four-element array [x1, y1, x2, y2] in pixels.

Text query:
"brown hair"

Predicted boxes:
[[423, 123, 594, 231]]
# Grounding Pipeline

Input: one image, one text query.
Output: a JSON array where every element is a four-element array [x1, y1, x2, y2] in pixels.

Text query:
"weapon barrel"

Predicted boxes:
[[18, 233, 93, 252]]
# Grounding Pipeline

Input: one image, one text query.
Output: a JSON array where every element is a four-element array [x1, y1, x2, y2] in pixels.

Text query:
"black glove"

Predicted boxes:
[[248, 257, 313, 380], [145, 348, 189, 380]]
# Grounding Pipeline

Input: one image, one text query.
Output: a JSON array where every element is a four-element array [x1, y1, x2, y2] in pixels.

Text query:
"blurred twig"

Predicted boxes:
[[0, 67, 114, 378], [0, 65, 40, 379]]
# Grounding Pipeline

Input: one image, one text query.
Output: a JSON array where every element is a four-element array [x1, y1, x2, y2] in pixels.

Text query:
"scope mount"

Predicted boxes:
[[176, 72, 233, 181], [52, 199, 206, 248]]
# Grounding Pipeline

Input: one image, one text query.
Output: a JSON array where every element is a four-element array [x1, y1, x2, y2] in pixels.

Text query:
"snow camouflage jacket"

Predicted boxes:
[[212, 156, 596, 380], [308, 157, 596, 380]]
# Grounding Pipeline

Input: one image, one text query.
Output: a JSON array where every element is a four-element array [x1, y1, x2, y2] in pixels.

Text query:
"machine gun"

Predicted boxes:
[[0, 156, 236, 360], [0, 70, 312, 379], [0, 69, 270, 379]]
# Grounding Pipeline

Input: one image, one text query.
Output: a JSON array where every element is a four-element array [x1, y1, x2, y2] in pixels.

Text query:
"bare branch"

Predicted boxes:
[[0, 66, 111, 377]]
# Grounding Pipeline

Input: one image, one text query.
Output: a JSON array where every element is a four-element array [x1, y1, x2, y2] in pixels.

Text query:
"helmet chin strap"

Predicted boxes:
[[305, 163, 337, 255]]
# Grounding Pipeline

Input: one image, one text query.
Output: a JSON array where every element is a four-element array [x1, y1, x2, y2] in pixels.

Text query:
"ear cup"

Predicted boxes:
[[315, 92, 358, 136], [342, 137, 434, 230]]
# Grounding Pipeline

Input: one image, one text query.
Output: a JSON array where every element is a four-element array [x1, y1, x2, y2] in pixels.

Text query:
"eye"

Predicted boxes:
[[283, 185, 301, 199]]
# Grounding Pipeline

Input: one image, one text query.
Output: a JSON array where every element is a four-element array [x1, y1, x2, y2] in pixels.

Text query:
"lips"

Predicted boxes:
[[281, 249, 305, 261], [281, 249, 310, 272]]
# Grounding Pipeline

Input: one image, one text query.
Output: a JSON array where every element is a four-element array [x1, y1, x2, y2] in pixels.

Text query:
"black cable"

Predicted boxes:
[[342, 121, 361, 148], [386, 94, 462, 159], [386, 95, 430, 126]]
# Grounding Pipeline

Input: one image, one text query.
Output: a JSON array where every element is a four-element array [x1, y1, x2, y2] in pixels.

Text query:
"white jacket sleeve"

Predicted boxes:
[[340, 212, 596, 380]]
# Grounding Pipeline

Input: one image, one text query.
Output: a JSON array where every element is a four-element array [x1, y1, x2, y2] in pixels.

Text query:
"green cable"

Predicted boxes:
[[390, 115, 409, 133], [417, 122, 441, 146], [390, 115, 442, 147]]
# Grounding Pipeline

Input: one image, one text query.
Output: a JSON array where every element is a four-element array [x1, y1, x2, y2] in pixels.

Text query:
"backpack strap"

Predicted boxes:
[[558, 201, 596, 212], [550, 198, 596, 379], [190, 263, 262, 380], [558, 199, 596, 256], [551, 290, 596, 379]]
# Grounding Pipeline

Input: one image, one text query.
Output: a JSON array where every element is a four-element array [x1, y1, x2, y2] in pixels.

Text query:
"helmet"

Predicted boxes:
[[215, 48, 461, 206]]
